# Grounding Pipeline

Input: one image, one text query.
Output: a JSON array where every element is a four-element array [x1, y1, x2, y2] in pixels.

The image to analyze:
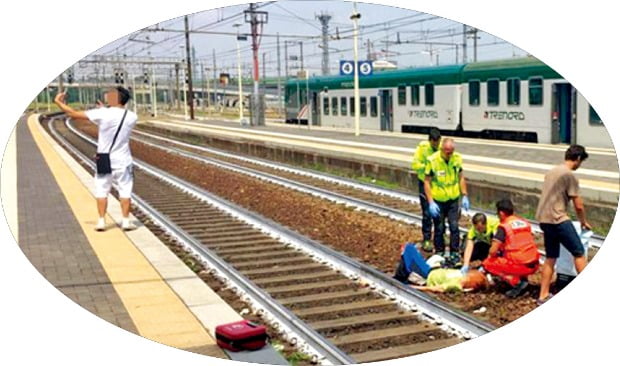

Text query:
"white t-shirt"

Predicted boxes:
[[85, 107, 138, 169]]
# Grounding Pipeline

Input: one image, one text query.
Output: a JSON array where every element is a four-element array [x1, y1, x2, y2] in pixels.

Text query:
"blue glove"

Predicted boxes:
[[462, 196, 470, 211], [460, 265, 470, 275], [429, 201, 440, 218]]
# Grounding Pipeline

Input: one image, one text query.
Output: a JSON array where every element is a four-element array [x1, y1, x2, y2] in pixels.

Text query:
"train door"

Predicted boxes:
[[379, 89, 393, 131], [552, 83, 574, 144], [311, 91, 320, 126]]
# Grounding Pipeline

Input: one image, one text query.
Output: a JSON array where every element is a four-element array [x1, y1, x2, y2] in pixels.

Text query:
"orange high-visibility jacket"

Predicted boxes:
[[498, 215, 540, 264]]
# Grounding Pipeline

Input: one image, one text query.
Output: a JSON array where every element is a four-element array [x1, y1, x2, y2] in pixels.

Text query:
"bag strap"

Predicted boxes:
[[108, 109, 128, 153]]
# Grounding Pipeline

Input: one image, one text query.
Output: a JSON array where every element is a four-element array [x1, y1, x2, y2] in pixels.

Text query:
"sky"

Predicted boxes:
[[87, 0, 526, 80]]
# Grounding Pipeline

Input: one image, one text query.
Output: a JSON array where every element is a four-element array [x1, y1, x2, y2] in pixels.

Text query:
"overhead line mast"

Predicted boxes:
[[184, 15, 195, 120], [245, 3, 268, 126]]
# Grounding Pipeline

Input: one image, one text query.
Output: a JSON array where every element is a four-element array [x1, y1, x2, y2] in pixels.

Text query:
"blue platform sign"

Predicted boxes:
[[340, 60, 373, 76]]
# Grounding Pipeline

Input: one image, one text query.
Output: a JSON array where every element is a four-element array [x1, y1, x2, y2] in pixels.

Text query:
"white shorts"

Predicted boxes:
[[94, 165, 134, 199]]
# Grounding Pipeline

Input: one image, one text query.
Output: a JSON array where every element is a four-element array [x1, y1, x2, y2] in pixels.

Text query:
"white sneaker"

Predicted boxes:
[[121, 219, 137, 231], [95, 218, 106, 232]]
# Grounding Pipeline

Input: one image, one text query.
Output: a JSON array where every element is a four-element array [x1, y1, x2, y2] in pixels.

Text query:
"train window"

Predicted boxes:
[[487, 79, 499, 106], [360, 97, 367, 117], [370, 96, 378, 117], [331, 97, 338, 116], [469, 80, 480, 106], [424, 83, 434, 106], [529, 77, 543, 106], [589, 105, 603, 125], [323, 97, 329, 115], [350, 97, 355, 116], [410, 84, 420, 106], [507, 78, 521, 105], [398, 85, 406, 105], [341, 97, 348, 116]]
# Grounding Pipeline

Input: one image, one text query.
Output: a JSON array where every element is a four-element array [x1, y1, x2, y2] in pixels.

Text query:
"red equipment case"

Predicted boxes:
[[215, 320, 268, 352]]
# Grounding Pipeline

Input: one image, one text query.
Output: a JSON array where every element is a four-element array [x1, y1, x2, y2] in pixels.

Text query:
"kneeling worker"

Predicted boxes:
[[482, 199, 540, 298], [394, 243, 488, 293], [460, 213, 500, 274]]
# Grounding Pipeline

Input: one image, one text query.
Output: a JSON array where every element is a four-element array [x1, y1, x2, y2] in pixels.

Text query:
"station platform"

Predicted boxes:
[[148, 114, 619, 205], [2, 115, 287, 364]]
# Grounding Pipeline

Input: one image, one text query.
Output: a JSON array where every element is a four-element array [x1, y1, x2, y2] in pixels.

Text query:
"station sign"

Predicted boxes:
[[339, 60, 373, 76]]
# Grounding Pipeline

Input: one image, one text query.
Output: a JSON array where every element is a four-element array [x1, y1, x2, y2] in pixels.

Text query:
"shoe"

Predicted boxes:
[[422, 240, 434, 252], [121, 219, 137, 231], [448, 252, 462, 267], [505, 280, 529, 298], [536, 294, 554, 306], [95, 218, 105, 232]]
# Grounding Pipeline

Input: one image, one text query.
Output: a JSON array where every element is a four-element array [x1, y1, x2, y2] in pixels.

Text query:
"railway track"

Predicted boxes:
[[132, 125, 606, 250], [47, 117, 493, 364]]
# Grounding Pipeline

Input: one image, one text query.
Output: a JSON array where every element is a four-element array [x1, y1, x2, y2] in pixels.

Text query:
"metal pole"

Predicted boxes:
[[462, 24, 468, 63], [152, 69, 158, 117], [262, 52, 266, 92], [206, 67, 211, 116], [175, 63, 180, 110], [306, 74, 310, 128], [237, 35, 244, 122], [182, 66, 188, 120], [352, 3, 361, 137], [250, 2, 260, 125], [277, 33, 282, 119], [299, 42, 304, 71], [213, 48, 218, 112], [473, 28, 478, 62], [284, 41, 289, 79], [202, 62, 206, 117], [185, 15, 195, 120]]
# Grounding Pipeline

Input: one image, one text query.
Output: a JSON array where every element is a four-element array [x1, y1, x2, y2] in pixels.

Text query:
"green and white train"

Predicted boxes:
[[284, 57, 612, 148]]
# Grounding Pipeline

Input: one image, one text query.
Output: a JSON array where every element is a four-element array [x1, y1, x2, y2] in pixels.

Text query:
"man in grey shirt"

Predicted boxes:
[[535, 145, 591, 305]]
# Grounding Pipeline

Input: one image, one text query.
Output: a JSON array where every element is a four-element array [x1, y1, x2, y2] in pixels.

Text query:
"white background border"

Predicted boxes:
[[1, 1, 618, 365]]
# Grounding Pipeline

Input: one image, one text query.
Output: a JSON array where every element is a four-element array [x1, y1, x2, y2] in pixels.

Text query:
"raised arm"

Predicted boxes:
[[54, 92, 90, 121]]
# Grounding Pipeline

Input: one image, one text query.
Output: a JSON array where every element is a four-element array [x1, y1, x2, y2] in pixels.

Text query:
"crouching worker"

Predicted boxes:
[[394, 243, 488, 293], [461, 213, 500, 274], [482, 199, 540, 298]]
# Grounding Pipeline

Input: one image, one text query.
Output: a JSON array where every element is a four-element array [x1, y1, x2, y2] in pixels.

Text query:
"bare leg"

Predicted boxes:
[[539, 257, 557, 300], [97, 198, 108, 218], [120, 198, 131, 218], [574, 255, 587, 273]]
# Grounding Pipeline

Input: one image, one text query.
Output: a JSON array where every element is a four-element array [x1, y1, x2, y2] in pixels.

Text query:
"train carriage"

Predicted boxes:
[[284, 57, 612, 148]]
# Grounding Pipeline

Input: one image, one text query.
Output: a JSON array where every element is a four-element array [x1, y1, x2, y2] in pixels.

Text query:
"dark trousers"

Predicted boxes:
[[433, 198, 460, 253], [418, 179, 432, 241]]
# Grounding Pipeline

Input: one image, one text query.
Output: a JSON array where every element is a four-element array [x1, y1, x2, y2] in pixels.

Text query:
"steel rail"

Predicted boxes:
[[61, 118, 494, 339], [131, 128, 606, 249], [48, 117, 355, 365]]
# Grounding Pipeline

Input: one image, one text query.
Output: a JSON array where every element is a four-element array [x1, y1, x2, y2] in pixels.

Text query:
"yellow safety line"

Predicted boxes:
[[26, 116, 222, 353]]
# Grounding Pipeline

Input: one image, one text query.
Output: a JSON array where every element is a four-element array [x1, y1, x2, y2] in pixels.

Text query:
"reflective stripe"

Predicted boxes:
[[411, 141, 437, 181], [425, 151, 463, 201]]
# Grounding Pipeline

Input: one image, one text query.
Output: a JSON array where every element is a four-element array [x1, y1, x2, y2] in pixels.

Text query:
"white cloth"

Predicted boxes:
[[85, 107, 137, 170], [555, 221, 592, 276], [94, 165, 134, 198]]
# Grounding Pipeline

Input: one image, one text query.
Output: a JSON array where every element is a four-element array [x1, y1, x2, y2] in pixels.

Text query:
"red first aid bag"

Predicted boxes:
[[215, 320, 268, 352]]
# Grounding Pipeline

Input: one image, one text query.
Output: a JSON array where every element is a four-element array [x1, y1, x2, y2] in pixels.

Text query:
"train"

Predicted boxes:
[[284, 57, 613, 148]]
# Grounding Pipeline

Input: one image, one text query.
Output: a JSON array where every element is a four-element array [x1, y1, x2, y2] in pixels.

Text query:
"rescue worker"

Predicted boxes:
[[411, 128, 442, 252], [535, 145, 591, 305], [482, 199, 540, 298], [394, 243, 488, 293], [460, 213, 500, 274], [424, 138, 469, 264]]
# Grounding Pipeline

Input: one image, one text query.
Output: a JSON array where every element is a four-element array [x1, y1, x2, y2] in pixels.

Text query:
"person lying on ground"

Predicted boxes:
[[394, 243, 488, 293]]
